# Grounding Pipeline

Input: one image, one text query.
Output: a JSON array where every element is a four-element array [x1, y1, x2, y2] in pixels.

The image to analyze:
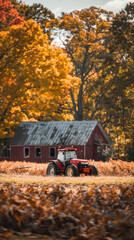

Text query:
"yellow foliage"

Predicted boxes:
[[0, 19, 78, 137]]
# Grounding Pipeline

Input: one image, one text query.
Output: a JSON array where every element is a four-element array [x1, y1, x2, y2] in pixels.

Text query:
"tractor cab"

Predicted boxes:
[[57, 148, 77, 163]]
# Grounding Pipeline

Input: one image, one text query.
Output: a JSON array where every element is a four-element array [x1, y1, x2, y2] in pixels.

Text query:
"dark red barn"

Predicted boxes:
[[0, 121, 111, 162]]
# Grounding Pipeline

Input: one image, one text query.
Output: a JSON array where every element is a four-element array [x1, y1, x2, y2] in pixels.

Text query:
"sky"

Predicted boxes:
[[23, 0, 130, 16]]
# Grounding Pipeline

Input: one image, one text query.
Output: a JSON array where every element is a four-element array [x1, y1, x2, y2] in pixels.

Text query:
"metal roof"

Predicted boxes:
[[11, 121, 111, 146]]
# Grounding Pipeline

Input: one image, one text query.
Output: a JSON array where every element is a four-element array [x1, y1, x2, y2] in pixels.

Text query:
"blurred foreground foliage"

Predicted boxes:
[[0, 183, 134, 239]]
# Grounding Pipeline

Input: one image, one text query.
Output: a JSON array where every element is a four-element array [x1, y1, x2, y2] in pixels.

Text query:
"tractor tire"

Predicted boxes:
[[65, 164, 79, 177], [89, 165, 98, 176], [46, 163, 59, 176]]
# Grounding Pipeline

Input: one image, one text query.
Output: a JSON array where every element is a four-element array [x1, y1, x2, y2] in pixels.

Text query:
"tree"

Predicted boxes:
[[11, 0, 56, 40], [111, 2, 134, 59], [0, 19, 77, 138], [56, 7, 113, 120], [100, 2, 134, 160], [0, 0, 24, 30]]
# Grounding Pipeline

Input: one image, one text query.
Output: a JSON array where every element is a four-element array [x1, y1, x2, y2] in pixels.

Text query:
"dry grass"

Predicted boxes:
[[0, 161, 47, 176], [0, 174, 134, 185], [0, 159, 134, 176], [89, 158, 134, 176]]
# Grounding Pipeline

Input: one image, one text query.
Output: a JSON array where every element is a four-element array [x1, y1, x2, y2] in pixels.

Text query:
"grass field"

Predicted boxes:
[[0, 173, 134, 185]]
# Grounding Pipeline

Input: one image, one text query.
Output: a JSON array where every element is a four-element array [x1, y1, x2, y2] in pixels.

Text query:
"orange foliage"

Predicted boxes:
[[0, 0, 24, 27], [0, 183, 133, 239], [0, 159, 134, 176], [89, 159, 134, 176], [0, 161, 48, 176]]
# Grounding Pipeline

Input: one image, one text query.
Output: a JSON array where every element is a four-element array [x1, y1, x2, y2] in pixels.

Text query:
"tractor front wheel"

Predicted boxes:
[[46, 163, 58, 176], [89, 165, 98, 176], [65, 164, 79, 177]]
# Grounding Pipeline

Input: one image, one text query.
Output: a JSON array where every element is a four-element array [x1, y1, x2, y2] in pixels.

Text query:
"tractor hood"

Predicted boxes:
[[70, 159, 89, 164]]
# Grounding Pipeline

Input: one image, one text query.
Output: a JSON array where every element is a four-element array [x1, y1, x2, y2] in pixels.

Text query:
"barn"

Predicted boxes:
[[4, 120, 111, 162]]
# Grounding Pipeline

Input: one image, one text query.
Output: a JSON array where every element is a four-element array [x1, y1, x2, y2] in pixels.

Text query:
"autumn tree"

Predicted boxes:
[[11, 0, 56, 40], [0, 0, 24, 30], [56, 7, 113, 121], [0, 19, 77, 139], [100, 2, 134, 160]]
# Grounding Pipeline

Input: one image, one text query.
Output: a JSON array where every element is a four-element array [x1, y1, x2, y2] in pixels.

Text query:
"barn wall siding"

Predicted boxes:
[[10, 145, 85, 163], [11, 146, 58, 163], [86, 145, 93, 160], [11, 146, 23, 162], [0, 157, 11, 161]]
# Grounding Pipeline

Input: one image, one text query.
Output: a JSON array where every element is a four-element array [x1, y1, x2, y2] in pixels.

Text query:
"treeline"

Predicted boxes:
[[0, 0, 134, 160]]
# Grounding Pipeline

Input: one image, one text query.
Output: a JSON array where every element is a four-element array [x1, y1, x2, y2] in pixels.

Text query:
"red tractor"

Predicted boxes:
[[46, 147, 98, 177]]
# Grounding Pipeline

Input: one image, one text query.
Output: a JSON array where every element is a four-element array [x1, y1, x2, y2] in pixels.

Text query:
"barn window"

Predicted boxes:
[[24, 147, 30, 158], [49, 147, 56, 158], [35, 147, 41, 157]]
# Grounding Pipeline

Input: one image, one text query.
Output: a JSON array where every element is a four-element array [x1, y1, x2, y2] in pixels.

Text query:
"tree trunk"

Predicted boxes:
[[70, 80, 84, 121], [77, 82, 83, 120]]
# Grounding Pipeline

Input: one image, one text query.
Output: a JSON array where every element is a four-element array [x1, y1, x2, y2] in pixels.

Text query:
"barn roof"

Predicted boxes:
[[11, 121, 111, 146]]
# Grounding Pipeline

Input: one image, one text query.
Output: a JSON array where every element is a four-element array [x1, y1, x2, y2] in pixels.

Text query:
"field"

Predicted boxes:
[[0, 159, 134, 176], [0, 160, 134, 239], [0, 174, 134, 185]]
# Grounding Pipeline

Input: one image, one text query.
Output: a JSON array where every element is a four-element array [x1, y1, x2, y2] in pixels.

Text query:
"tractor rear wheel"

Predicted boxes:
[[65, 164, 79, 177], [46, 163, 58, 176], [89, 165, 98, 176]]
